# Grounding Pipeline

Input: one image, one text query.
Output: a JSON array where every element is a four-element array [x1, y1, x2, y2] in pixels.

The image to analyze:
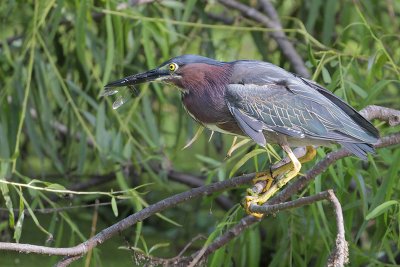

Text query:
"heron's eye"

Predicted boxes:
[[168, 63, 178, 72]]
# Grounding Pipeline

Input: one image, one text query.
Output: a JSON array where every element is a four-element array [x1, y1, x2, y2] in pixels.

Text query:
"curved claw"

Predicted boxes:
[[244, 195, 264, 219], [242, 146, 317, 219]]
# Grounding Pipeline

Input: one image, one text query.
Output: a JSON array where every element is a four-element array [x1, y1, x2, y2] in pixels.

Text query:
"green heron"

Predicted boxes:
[[103, 55, 379, 217]]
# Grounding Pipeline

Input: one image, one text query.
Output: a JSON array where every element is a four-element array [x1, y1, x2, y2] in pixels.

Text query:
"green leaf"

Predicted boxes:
[[95, 102, 108, 151], [111, 196, 118, 217], [148, 242, 170, 254], [0, 163, 14, 228], [75, 0, 89, 76], [13, 212, 24, 243], [45, 183, 67, 191], [229, 149, 266, 177], [307, 43, 317, 67], [322, 67, 332, 84], [363, 80, 396, 106], [346, 80, 368, 99], [160, 0, 184, 9], [372, 52, 388, 79], [305, 0, 322, 32], [322, 0, 336, 44], [102, 0, 115, 85], [247, 227, 261, 266], [366, 200, 398, 220], [16, 189, 53, 239], [209, 246, 225, 267]]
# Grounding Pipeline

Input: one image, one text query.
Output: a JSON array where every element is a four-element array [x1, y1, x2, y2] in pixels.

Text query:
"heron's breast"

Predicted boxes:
[[181, 92, 229, 123]]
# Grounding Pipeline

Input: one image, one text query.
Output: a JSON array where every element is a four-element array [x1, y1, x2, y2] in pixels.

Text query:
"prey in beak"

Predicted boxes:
[[101, 62, 180, 109], [101, 67, 172, 109]]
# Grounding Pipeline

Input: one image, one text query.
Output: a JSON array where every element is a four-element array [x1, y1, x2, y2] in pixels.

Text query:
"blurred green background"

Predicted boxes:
[[0, 0, 399, 266]]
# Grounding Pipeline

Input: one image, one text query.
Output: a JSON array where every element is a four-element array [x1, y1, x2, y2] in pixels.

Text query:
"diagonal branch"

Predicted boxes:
[[0, 105, 398, 266], [189, 131, 400, 263], [218, 0, 310, 77], [0, 173, 255, 257], [186, 105, 400, 262]]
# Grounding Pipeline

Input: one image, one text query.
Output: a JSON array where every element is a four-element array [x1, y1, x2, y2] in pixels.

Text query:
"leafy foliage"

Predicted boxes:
[[0, 0, 399, 266]]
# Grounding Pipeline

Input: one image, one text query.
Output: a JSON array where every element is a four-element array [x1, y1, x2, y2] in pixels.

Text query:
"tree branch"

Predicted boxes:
[[218, 0, 310, 77], [0, 173, 255, 256], [361, 105, 400, 126], [326, 190, 348, 267], [236, 189, 348, 266], [186, 105, 400, 262], [0, 105, 398, 266]]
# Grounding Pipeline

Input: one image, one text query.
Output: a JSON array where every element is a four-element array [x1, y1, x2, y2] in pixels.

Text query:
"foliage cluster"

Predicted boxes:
[[0, 0, 399, 266]]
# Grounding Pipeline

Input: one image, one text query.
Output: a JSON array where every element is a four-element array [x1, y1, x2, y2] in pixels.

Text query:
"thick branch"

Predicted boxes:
[[190, 105, 400, 260], [0, 173, 255, 256], [240, 189, 348, 266], [361, 105, 400, 126], [0, 105, 398, 266], [167, 169, 234, 210], [218, 0, 310, 77]]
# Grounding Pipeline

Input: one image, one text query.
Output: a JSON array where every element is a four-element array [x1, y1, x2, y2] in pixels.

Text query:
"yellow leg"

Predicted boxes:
[[244, 146, 316, 218]]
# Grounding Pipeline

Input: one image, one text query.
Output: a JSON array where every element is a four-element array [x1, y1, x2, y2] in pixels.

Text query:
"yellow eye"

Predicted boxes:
[[169, 63, 178, 72]]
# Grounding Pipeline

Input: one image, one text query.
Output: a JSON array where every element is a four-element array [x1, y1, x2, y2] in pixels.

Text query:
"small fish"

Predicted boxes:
[[100, 85, 139, 110]]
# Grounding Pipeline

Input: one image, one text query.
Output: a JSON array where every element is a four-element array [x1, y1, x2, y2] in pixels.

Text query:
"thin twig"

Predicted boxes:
[[0, 200, 123, 215], [121, 235, 206, 267]]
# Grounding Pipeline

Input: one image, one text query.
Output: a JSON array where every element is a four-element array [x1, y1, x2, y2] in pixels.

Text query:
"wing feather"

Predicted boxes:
[[225, 82, 373, 144], [227, 104, 266, 146]]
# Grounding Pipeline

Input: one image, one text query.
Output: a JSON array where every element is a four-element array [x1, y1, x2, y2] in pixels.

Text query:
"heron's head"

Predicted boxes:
[[105, 55, 231, 94]]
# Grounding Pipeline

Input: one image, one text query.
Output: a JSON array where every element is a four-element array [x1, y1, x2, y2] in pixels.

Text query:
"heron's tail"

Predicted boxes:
[[340, 142, 375, 161]]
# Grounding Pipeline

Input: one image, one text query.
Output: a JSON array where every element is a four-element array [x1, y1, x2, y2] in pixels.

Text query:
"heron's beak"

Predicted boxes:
[[104, 68, 169, 88]]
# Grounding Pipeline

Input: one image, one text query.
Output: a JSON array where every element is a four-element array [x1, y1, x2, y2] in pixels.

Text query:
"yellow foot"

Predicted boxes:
[[252, 170, 274, 192], [243, 146, 316, 218], [243, 171, 274, 218], [244, 195, 264, 219]]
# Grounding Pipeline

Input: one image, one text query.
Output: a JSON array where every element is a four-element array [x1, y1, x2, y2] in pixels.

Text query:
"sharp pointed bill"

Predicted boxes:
[[102, 67, 172, 109], [104, 69, 169, 88]]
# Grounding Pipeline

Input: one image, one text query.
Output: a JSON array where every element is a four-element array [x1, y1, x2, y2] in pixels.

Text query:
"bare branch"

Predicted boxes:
[[250, 190, 348, 266], [167, 169, 234, 210], [189, 105, 400, 261], [361, 105, 400, 126], [0, 173, 255, 256], [259, 0, 281, 23], [0, 105, 398, 266], [218, 0, 310, 77], [326, 190, 348, 267], [250, 190, 331, 214]]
